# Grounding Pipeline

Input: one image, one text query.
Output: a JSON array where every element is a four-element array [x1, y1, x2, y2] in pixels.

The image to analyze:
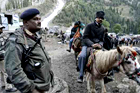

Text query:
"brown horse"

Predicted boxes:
[[71, 27, 82, 69], [86, 46, 140, 93]]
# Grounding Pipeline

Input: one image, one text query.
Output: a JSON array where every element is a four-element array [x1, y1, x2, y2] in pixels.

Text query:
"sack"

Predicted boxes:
[[103, 35, 113, 50]]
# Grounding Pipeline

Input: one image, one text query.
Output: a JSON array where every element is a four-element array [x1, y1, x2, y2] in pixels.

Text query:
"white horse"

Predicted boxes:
[[86, 46, 140, 93]]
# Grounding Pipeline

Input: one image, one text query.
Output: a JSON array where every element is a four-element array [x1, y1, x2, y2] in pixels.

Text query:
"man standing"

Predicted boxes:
[[5, 8, 54, 93], [77, 11, 106, 83], [0, 24, 17, 92]]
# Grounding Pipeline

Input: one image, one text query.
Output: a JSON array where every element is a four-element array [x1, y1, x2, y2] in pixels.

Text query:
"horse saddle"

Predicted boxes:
[[72, 37, 81, 51], [86, 47, 98, 73]]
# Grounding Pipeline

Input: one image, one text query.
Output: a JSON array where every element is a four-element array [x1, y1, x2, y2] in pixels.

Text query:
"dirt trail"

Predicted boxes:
[[45, 37, 87, 93]]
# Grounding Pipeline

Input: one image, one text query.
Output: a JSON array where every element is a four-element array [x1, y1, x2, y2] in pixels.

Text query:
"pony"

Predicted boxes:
[[86, 46, 140, 93]]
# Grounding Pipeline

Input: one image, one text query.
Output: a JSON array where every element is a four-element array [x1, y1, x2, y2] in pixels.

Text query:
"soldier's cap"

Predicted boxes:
[[96, 11, 105, 19], [20, 8, 40, 20], [0, 24, 5, 29]]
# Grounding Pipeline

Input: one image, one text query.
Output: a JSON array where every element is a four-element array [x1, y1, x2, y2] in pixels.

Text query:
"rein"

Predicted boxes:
[[116, 53, 140, 78], [90, 49, 107, 76]]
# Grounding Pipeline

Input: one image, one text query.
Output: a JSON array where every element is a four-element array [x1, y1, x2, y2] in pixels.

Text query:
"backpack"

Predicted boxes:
[[103, 35, 113, 50]]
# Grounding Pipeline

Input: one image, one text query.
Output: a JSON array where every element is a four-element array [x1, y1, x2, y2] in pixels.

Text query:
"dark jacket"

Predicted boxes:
[[70, 27, 78, 38], [82, 21, 105, 47]]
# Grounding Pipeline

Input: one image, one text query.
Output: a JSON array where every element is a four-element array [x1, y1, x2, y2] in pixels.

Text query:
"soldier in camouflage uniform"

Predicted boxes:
[[5, 8, 54, 93], [0, 24, 17, 92]]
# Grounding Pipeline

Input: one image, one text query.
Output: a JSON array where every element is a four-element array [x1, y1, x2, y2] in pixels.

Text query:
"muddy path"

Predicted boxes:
[[44, 37, 140, 93]]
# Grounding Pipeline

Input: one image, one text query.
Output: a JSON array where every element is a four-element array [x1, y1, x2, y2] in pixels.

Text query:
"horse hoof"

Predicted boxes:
[[89, 89, 96, 93]]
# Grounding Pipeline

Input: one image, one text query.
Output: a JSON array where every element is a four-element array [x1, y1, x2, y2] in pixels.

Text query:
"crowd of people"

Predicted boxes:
[[109, 34, 140, 48]]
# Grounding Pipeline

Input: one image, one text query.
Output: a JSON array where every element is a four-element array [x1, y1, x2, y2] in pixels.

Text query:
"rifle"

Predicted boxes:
[[24, 37, 41, 63], [22, 37, 42, 80]]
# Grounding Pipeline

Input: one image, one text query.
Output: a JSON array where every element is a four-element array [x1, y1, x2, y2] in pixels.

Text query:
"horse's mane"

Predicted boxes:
[[94, 46, 135, 73]]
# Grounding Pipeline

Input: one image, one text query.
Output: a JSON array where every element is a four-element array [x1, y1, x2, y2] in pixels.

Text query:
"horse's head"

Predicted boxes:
[[116, 46, 140, 85], [116, 46, 139, 76]]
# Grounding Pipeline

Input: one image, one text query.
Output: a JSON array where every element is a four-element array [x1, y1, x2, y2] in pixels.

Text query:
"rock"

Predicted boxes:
[[122, 78, 129, 83], [136, 85, 140, 93], [46, 77, 69, 93], [117, 84, 130, 93]]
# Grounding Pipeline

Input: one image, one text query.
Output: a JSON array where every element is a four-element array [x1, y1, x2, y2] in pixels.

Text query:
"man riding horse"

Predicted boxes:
[[77, 11, 113, 83], [67, 21, 85, 52]]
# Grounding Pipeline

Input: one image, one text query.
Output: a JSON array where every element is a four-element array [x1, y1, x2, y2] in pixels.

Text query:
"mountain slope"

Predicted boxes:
[[0, 0, 57, 21], [53, 0, 140, 34]]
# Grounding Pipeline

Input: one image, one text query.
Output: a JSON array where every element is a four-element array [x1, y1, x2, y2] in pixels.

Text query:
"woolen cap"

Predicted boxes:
[[20, 8, 40, 20], [96, 11, 105, 19], [74, 21, 81, 25]]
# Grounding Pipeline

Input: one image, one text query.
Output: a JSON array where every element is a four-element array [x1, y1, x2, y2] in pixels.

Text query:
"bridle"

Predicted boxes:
[[117, 53, 140, 79]]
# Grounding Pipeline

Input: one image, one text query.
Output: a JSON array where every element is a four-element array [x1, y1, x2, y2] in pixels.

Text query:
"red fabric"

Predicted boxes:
[[132, 51, 137, 56], [73, 28, 81, 38]]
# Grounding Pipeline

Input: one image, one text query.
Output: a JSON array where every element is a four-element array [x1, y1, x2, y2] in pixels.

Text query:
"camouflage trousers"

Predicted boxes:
[[0, 60, 13, 91]]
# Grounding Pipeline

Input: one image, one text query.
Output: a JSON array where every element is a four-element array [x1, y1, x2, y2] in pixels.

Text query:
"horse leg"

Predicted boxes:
[[91, 75, 96, 93], [119, 65, 125, 73], [75, 52, 79, 71], [86, 73, 96, 93], [74, 52, 78, 66], [86, 73, 90, 93], [100, 78, 106, 93], [86, 72, 91, 93]]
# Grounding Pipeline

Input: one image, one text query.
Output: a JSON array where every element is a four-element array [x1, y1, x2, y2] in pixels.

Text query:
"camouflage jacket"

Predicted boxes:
[[0, 33, 10, 60], [5, 28, 54, 93]]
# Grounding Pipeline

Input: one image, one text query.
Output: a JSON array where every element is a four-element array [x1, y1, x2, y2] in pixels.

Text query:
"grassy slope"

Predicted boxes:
[[115, 5, 134, 20], [104, 0, 135, 20]]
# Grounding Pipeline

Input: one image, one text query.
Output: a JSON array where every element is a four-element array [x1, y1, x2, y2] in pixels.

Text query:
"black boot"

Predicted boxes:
[[66, 49, 71, 52]]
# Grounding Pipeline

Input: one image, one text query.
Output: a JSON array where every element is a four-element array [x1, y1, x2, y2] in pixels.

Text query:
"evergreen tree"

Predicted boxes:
[[113, 23, 122, 34], [102, 20, 110, 31]]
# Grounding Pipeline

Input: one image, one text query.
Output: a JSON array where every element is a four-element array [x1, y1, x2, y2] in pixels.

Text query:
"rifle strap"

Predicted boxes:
[[39, 42, 50, 63], [23, 33, 29, 49]]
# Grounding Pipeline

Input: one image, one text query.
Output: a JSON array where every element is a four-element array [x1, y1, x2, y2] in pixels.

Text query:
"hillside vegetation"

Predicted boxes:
[[0, 0, 57, 20], [53, 0, 140, 34]]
